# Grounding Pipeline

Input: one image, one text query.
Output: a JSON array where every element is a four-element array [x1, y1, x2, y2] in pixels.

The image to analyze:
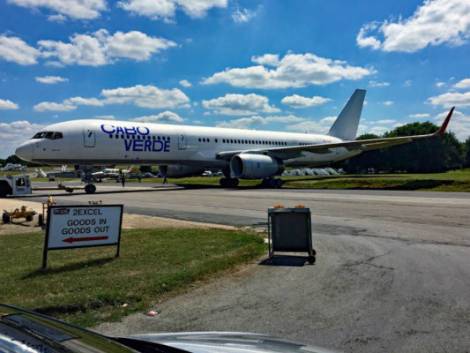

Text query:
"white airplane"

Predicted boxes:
[[15, 89, 455, 194], [1, 163, 26, 172]]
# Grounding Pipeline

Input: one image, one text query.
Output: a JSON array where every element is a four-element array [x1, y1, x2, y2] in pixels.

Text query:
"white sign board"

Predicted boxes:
[[46, 205, 123, 250]]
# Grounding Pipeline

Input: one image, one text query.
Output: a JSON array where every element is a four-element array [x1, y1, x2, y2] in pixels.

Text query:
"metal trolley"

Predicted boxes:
[[268, 207, 316, 264]]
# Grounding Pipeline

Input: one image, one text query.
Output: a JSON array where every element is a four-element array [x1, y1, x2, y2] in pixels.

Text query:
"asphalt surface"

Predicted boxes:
[[21, 183, 470, 353]]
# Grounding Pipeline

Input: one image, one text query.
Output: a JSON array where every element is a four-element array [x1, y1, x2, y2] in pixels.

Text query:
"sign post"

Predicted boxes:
[[42, 204, 123, 269]]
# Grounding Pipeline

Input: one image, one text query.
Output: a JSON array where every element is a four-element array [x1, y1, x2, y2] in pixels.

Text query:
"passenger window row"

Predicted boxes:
[[109, 135, 170, 141], [198, 138, 289, 146]]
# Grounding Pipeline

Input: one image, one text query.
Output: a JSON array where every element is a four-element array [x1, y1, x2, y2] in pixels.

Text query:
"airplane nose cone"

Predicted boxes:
[[15, 142, 33, 162]]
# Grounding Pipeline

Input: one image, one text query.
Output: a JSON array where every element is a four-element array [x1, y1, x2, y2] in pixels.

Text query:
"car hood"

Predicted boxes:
[[130, 332, 338, 353]]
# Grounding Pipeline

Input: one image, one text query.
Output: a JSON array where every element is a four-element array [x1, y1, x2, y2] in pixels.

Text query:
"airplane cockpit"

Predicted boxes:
[[32, 131, 64, 140]]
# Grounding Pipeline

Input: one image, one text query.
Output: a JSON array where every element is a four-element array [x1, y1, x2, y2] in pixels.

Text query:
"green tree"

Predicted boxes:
[[382, 122, 463, 172], [341, 122, 465, 173], [341, 134, 383, 173], [465, 137, 470, 168], [5, 155, 23, 164]]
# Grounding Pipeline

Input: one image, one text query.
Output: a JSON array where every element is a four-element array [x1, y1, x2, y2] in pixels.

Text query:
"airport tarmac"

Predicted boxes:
[[20, 183, 470, 352]]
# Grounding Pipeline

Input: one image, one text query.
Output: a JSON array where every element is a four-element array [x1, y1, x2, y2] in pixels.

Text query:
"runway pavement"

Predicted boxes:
[[21, 183, 470, 352]]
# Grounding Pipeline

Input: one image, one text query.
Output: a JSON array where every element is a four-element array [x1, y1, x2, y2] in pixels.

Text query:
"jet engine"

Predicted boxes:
[[230, 154, 283, 179], [160, 164, 205, 178]]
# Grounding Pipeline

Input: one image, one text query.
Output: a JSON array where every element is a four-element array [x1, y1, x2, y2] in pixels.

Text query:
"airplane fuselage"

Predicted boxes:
[[16, 119, 360, 170]]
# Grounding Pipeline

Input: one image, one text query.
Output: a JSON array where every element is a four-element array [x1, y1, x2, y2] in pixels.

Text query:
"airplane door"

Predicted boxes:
[[178, 134, 187, 150], [83, 129, 96, 148]]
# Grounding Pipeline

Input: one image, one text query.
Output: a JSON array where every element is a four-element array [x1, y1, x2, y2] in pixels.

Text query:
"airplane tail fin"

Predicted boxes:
[[328, 89, 366, 141]]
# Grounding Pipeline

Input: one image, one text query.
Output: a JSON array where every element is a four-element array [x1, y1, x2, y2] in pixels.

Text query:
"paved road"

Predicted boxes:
[[23, 184, 470, 352]]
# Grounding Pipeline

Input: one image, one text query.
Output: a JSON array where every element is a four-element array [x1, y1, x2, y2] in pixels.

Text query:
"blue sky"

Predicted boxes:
[[1, 0, 470, 157]]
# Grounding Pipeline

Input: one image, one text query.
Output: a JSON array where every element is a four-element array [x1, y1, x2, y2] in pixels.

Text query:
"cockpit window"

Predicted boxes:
[[32, 132, 63, 140]]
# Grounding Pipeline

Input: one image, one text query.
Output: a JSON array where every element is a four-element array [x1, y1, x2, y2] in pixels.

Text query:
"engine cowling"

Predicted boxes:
[[230, 154, 283, 179], [160, 165, 205, 178]]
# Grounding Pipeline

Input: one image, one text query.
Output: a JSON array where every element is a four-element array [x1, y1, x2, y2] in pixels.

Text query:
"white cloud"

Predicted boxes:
[[0, 120, 45, 158], [47, 13, 66, 22], [409, 113, 431, 118], [202, 52, 374, 89], [105, 30, 176, 61], [287, 118, 332, 134], [7, 0, 107, 20], [251, 53, 279, 66], [38, 29, 175, 66], [33, 101, 76, 112], [179, 79, 192, 88], [232, 7, 256, 23], [281, 94, 331, 108], [383, 100, 394, 106], [0, 98, 19, 110], [357, 119, 398, 137], [93, 115, 116, 120], [118, 0, 227, 21], [454, 78, 470, 89], [217, 114, 305, 129], [356, 23, 382, 50], [356, 0, 470, 53], [435, 81, 446, 88], [404, 80, 412, 87], [133, 111, 184, 124], [375, 119, 397, 124], [101, 84, 190, 109], [35, 75, 68, 84], [33, 84, 190, 112], [0, 35, 40, 65], [64, 96, 104, 106], [202, 93, 279, 116], [368, 80, 390, 88], [428, 91, 470, 107], [216, 115, 265, 129]]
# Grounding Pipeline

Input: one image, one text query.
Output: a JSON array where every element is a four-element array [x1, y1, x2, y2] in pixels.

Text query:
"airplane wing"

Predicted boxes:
[[216, 107, 455, 161]]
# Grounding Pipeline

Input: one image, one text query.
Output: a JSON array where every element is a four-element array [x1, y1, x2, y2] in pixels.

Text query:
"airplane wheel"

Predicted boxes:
[[220, 178, 239, 188], [84, 184, 96, 194], [229, 178, 239, 187], [308, 256, 316, 265], [2, 212, 10, 224], [262, 178, 282, 188], [219, 178, 228, 187], [0, 182, 11, 197]]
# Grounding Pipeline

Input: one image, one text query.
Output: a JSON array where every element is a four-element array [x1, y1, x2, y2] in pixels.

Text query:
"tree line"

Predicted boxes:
[[338, 122, 470, 173]]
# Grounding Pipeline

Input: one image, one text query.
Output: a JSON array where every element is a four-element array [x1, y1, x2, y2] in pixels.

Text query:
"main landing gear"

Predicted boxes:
[[261, 178, 283, 188], [219, 178, 239, 188], [78, 166, 97, 194], [84, 184, 96, 194]]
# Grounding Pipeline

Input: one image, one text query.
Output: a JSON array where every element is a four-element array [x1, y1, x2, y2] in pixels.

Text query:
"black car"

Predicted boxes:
[[0, 304, 336, 353]]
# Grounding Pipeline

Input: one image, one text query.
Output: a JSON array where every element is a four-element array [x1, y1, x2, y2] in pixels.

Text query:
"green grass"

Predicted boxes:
[[282, 169, 470, 192], [141, 169, 470, 192], [0, 228, 265, 327]]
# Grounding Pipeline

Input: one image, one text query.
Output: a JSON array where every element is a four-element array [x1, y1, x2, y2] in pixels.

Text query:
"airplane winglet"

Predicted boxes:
[[436, 107, 455, 136]]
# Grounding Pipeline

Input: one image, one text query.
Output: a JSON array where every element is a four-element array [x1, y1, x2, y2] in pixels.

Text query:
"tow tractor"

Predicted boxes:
[[2, 205, 36, 224], [0, 175, 32, 198]]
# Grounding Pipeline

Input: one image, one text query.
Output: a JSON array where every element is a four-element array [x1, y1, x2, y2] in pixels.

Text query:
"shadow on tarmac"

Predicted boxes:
[[259, 255, 313, 267]]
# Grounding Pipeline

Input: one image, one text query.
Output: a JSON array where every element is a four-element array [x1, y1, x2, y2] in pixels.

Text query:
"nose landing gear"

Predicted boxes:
[[78, 166, 97, 194]]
